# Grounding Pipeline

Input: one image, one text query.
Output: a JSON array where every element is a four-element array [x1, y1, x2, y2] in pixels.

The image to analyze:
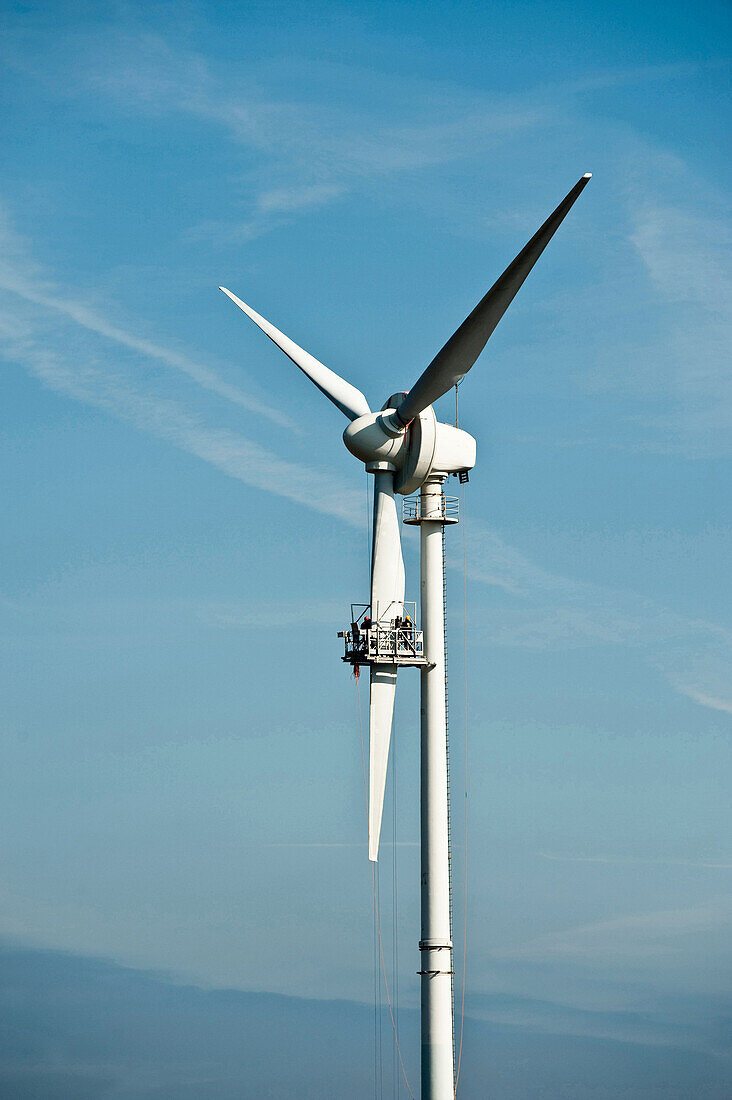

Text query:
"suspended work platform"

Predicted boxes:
[[339, 602, 433, 668]]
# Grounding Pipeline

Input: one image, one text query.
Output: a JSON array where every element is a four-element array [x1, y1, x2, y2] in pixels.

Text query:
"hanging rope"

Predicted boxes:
[[356, 676, 416, 1100], [377, 861, 383, 1100], [453, 481, 469, 1098], [392, 716, 400, 1099]]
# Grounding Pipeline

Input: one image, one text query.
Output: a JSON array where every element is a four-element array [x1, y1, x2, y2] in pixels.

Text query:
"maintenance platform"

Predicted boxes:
[[339, 602, 432, 668]]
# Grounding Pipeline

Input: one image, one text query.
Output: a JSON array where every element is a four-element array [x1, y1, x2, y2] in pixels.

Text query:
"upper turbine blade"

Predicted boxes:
[[396, 173, 592, 424], [219, 287, 371, 422], [368, 471, 405, 862]]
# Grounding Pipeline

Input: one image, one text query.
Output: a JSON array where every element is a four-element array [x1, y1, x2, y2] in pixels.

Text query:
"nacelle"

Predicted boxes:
[[393, 405, 475, 494], [343, 401, 476, 492], [432, 422, 476, 476]]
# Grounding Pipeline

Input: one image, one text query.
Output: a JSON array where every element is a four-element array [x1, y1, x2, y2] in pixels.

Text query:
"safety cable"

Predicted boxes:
[[374, 870, 379, 1100], [356, 676, 416, 1100], [393, 718, 400, 1099], [377, 862, 383, 1100]]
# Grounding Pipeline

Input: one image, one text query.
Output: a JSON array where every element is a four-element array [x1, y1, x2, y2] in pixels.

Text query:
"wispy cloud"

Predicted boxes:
[[0, 208, 292, 429], [185, 183, 348, 245], [464, 518, 732, 714], [62, 32, 547, 239], [256, 183, 346, 216], [678, 687, 732, 716], [196, 599, 346, 629], [6, 335, 362, 526], [0, 206, 362, 528], [629, 200, 732, 448], [2, 193, 729, 715], [198, 514, 732, 715], [499, 898, 732, 964], [539, 851, 732, 870], [569, 146, 732, 458], [75, 38, 723, 260]]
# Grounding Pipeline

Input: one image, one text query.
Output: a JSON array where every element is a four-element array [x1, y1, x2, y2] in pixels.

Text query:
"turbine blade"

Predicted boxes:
[[368, 470, 405, 862], [219, 287, 371, 421], [369, 665, 397, 862], [370, 471, 405, 624], [396, 173, 592, 423]]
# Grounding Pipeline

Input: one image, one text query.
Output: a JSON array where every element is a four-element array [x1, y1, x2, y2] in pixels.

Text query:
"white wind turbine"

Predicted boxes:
[[220, 172, 591, 1100]]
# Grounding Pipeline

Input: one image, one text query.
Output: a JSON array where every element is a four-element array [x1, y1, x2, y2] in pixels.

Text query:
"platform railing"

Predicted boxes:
[[402, 494, 460, 524], [339, 602, 431, 667]]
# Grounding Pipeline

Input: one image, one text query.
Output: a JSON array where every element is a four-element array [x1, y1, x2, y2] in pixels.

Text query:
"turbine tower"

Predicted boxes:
[[219, 172, 591, 1100]]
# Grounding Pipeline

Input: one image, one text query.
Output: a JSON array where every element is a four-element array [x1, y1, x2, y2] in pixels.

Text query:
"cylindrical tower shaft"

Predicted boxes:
[[419, 476, 454, 1100]]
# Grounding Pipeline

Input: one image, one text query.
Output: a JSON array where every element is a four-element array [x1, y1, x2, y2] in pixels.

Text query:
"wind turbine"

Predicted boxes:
[[219, 172, 591, 1100]]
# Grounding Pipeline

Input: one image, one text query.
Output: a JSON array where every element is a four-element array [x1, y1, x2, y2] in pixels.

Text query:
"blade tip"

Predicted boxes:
[[583, 172, 592, 179]]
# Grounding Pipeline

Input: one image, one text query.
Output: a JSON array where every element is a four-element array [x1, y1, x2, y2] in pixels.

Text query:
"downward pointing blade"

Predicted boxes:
[[397, 173, 592, 424], [368, 471, 405, 862], [219, 287, 371, 421], [369, 665, 398, 862]]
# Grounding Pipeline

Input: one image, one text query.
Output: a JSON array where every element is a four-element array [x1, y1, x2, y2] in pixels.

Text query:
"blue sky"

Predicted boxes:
[[1, 0, 730, 1094]]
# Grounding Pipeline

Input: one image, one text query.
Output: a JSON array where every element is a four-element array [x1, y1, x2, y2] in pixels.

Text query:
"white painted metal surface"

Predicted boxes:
[[395, 173, 592, 426], [419, 477, 455, 1100], [219, 287, 371, 421], [369, 470, 405, 862]]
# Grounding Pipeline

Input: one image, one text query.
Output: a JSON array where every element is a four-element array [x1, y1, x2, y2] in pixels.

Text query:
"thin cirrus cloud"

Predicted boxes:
[[192, 507, 730, 717], [497, 898, 732, 966], [570, 143, 732, 457], [630, 202, 732, 440], [71, 33, 721, 248], [5, 333, 362, 528], [256, 183, 346, 215], [0, 209, 292, 430], [2, 196, 729, 716], [81, 33, 732, 456], [70, 31, 546, 235], [464, 519, 732, 715], [539, 851, 732, 869], [0, 207, 363, 528]]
